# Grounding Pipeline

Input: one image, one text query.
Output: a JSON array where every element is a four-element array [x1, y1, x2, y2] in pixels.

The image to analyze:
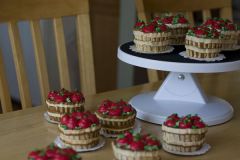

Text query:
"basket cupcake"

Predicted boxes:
[[161, 14, 189, 45], [95, 99, 136, 135], [185, 25, 222, 59], [112, 131, 162, 160], [204, 18, 237, 50], [28, 143, 81, 160], [58, 111, 101, 149], [46, 88, 85, 122], [133, 18, 171, 53], [162, 114, 207, 152]]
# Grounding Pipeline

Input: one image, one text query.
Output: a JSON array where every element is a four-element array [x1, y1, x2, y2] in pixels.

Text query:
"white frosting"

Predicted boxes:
[[186, 35, 221, 43], [166, 23, 189, 28]]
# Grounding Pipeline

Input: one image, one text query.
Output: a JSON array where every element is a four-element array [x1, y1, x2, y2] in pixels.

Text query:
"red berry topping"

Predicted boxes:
[[130, 141, 145, 151], [164, 119, 176, 127], [134, 20, 145, 30], [66, 117, 78, 129], [194, 121, 206, 128], [60, 114, 70, 125], [71, 92, 84, 103], [164, 114, 207, 129], [78, 118, 92, 128], [179, 121, 192, 129], [122, 106, 133, 113], [161, 16, 173, 24], [60, 111, 99, 130], [47, 88, 84, 104], [109, 108, 122, 116], [178, 17, 188, 23], [115, 131, 161, 151], [28, 144, 81, 160], [97, 99, 135, 117], [142, 24, 155, 33]]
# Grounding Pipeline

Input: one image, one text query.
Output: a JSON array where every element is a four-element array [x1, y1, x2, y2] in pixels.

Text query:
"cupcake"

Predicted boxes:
[[185, 25, 222, 59], [162, 114, 207, 152], [95, 99, 136, 135], [58, 111, 101, 149], [112, 131, 161, 160], [161, 14, 190, 45], [204, 18, 237, 50], [46, 88, 85, 122], [133, 18, 171, 53], [28, 143, 81, 160]]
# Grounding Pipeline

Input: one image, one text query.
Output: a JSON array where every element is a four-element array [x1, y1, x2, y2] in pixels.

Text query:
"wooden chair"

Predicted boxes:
[[0, 0, 96, 113], [135, 0, 233, 82]]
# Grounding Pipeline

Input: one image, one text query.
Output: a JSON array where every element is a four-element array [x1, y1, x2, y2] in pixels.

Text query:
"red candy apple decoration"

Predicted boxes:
[[115, 131, 161, 151], [60, 111, 99, 130], [47, 88, 84, 103], [97, 99, 135, 117], [27, 143, 81, 160], [164, 114, 206, 129]]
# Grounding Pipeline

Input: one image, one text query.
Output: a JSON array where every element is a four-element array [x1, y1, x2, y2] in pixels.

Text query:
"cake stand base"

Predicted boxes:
[[129, 92, 233, 126]]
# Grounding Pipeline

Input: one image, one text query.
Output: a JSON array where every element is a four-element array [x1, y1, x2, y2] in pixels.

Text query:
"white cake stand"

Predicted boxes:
[[118, 42, 240, 126]]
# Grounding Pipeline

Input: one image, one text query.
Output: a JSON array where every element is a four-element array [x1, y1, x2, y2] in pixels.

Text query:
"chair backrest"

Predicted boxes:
[[0, 0, 96, 113], [135, 0, 233, 82]]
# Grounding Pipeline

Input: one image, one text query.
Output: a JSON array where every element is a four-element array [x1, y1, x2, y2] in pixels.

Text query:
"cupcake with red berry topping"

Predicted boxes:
[[28, 143, 81, 160], [161, 14, 189, 45], [58, 111, 101, 149], [112, 131, 161, 160], [95, 99, 136, 135], [46, 88, 85, 122], [162, 114, 207, 152], [204, 18, 237, 50], [185, 25, 222, 59], [133, 18, 171, 53]]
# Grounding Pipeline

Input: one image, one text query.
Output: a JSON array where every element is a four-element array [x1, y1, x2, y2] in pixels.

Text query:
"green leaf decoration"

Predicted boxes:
[[91, 124, 96, 127], [61, 125, 68, 130], [117, 134, 125, 139], [144, 145, 159, 151]]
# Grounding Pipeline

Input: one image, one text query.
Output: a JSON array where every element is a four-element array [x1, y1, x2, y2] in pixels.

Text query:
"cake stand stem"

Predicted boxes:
[[129, 72, 233, 126], [154, 72, 208, 104]]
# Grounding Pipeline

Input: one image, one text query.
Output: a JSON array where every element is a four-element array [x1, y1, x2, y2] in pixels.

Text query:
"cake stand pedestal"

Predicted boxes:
[[118, 42, 240, 126]]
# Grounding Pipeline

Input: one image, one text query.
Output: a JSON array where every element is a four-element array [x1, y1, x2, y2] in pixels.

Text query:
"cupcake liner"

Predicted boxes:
[[186, 49, 219, 58], [162, 142, 203, 152], [59, 130, 100, 140], [61, 139, 99, 149], [179, 51, 225, 62], [162, 131, 206, 143]]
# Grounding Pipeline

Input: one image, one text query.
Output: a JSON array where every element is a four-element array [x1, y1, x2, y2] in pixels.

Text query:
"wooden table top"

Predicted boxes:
[[1, 72, 240, 160]]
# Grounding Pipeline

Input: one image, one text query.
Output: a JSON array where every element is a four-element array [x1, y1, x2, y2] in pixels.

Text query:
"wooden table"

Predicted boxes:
[[1, 72, 240, 160]]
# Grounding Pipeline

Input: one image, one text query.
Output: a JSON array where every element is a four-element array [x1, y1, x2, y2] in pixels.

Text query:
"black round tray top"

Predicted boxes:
[[120, 41, 240, 64]]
